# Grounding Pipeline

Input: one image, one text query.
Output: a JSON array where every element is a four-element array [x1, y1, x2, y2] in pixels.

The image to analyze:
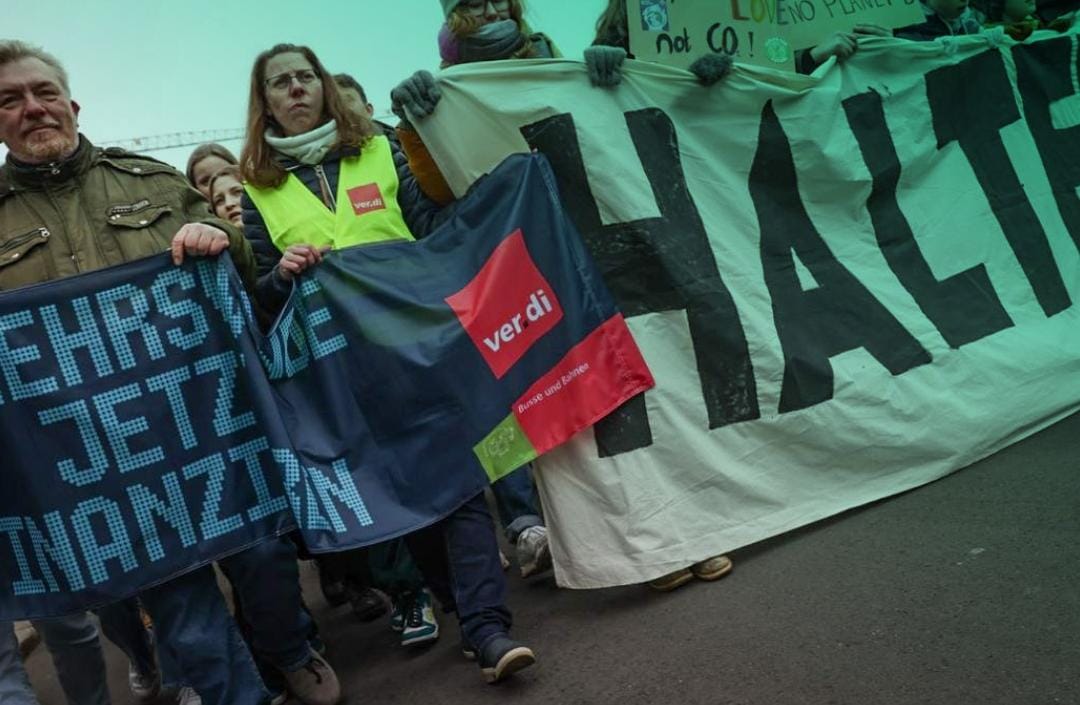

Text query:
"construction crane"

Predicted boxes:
[[96, 114, 397, 153], [97, 128, 246, 152]]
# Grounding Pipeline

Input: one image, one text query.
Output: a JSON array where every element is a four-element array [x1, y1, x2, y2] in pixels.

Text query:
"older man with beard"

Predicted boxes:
[[0, 40, 341, 705]]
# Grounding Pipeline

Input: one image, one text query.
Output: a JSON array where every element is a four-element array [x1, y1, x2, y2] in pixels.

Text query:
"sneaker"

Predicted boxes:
[[515, 525, 552, 578], [128, 662, 161, 702], [390, 600, 406, 633], [477, 634, 536, 684], [690, 554, 733, 581], [647, 567, 694, 592], [175, 688, 202, 705], [269, 692, 288, 705], [349, 587, 388, 622], [400, 589, 440, 646], [282, 649, 342, 705]]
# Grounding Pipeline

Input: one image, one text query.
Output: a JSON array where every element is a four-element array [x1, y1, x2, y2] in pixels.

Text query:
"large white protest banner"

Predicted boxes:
[[416, 31, 1080, 588]]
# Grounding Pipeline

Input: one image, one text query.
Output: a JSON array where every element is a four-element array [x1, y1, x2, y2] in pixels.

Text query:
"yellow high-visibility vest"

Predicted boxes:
[[245, 135, 414, 251]]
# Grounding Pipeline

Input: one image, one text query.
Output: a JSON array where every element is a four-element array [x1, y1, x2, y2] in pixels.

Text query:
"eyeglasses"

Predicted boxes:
[[264, 69, 320, 93], [461, 0, 510, 16]]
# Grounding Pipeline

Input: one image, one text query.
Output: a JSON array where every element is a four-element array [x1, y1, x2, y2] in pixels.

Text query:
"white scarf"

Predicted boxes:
[[265, 120, 339, 165]]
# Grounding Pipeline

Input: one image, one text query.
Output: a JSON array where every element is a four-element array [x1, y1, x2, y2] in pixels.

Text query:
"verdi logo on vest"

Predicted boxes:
[[347, 183, 386, 216], [446, 229, 564, 379]]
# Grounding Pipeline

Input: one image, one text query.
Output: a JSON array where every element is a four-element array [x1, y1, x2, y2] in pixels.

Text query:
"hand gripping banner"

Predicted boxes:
[[0, 153, 654, 619]]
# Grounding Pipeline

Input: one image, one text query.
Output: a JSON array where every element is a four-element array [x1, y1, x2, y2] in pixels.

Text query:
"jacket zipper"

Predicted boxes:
[[313, 164, 336, 210], [43, 185, 83, 273], [0, 227, 50, 259]]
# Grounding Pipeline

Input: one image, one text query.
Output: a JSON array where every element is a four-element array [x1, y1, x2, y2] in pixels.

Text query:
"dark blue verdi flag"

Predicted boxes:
[[0, 153, 654, 619]]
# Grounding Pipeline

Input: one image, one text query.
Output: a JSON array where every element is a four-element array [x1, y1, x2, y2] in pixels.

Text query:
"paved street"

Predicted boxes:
[[25, 411, 1080, 705]]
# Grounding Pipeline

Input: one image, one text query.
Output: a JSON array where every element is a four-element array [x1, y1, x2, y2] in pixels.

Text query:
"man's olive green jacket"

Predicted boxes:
[[0, 135, 256, 292]]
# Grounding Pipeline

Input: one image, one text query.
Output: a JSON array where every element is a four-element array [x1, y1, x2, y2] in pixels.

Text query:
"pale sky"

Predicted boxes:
[[4, 0, 607, 168]]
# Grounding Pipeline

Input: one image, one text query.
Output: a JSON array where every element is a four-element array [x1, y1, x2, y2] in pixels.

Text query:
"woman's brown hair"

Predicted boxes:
[[208, 164, 243, 204], [593, 0, 630, 51], [185, 143, 237, 187], [240, 43, 375, 189], [445, 0, 527, 37]]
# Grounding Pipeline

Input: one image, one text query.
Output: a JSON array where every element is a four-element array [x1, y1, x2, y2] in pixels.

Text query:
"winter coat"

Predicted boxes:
[[240, 139, 448, 312], [0, 135, 255, 293]]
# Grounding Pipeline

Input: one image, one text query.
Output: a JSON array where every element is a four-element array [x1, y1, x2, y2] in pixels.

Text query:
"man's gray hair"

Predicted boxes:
[[0, 40, 70, 94]]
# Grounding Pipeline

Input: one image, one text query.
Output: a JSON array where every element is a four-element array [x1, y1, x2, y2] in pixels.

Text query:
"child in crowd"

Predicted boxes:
[[978, 0, 1076, 38], [186, 143, 239, 201], [894, 0, 983, 40], [209, 164, 245, 227]]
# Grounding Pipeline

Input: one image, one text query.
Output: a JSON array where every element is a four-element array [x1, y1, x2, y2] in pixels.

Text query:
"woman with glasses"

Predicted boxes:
[[239, 43, 536, 686]]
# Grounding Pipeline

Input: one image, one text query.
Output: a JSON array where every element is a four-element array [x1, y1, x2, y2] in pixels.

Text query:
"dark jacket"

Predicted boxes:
[[1037, 0, 1078, 21], [895, 3, 983, 40], [0, 135, 255, 293], [241, 138, 449, 312]]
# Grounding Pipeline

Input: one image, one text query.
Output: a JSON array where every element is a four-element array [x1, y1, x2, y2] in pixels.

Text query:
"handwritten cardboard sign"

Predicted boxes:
[[628, 0, 924, 73]]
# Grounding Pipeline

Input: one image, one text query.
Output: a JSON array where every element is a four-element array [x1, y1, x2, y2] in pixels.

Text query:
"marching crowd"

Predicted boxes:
[[1, 0, 1077, 703]]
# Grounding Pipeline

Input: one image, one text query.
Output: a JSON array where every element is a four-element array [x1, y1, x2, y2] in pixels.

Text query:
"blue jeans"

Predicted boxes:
[[0, 624, 34, 705], [0, 615, 109, 705], [97, 597, 156, 678], [493, 465, 543, 542], [218, 536, 314, 673], [141, 565, 271, 705], [406, 492, 512, 649]]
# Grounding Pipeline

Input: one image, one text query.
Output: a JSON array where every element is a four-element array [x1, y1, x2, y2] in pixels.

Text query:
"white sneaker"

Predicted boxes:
[[128, 662, 161, 702], [515, 525, 552, 578]]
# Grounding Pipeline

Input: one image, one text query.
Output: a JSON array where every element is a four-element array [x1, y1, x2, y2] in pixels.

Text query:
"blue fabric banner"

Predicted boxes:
[[0, 154, 653, 620]]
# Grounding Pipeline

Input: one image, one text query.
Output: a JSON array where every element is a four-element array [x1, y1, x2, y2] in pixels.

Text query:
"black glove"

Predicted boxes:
[[584, 45, 627, 88], [689, 53, 733, 86], [390, 70, 442, 127]]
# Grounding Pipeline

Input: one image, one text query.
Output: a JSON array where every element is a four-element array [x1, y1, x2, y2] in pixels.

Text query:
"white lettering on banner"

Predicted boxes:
[[482, 289, 555, 352], [515, 362, 591, 414]]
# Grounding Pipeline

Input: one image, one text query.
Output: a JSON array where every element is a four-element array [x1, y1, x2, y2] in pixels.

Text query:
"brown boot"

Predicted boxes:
[[283, 650, 341, 705]]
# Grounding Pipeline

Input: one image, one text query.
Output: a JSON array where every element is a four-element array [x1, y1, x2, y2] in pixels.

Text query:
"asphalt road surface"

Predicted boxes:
[[24, 411, 1080, 705]]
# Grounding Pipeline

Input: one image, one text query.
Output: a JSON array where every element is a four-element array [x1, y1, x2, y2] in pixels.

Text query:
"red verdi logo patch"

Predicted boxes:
[[347, 183, 386, 216], [446, 229, 563, 379]]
